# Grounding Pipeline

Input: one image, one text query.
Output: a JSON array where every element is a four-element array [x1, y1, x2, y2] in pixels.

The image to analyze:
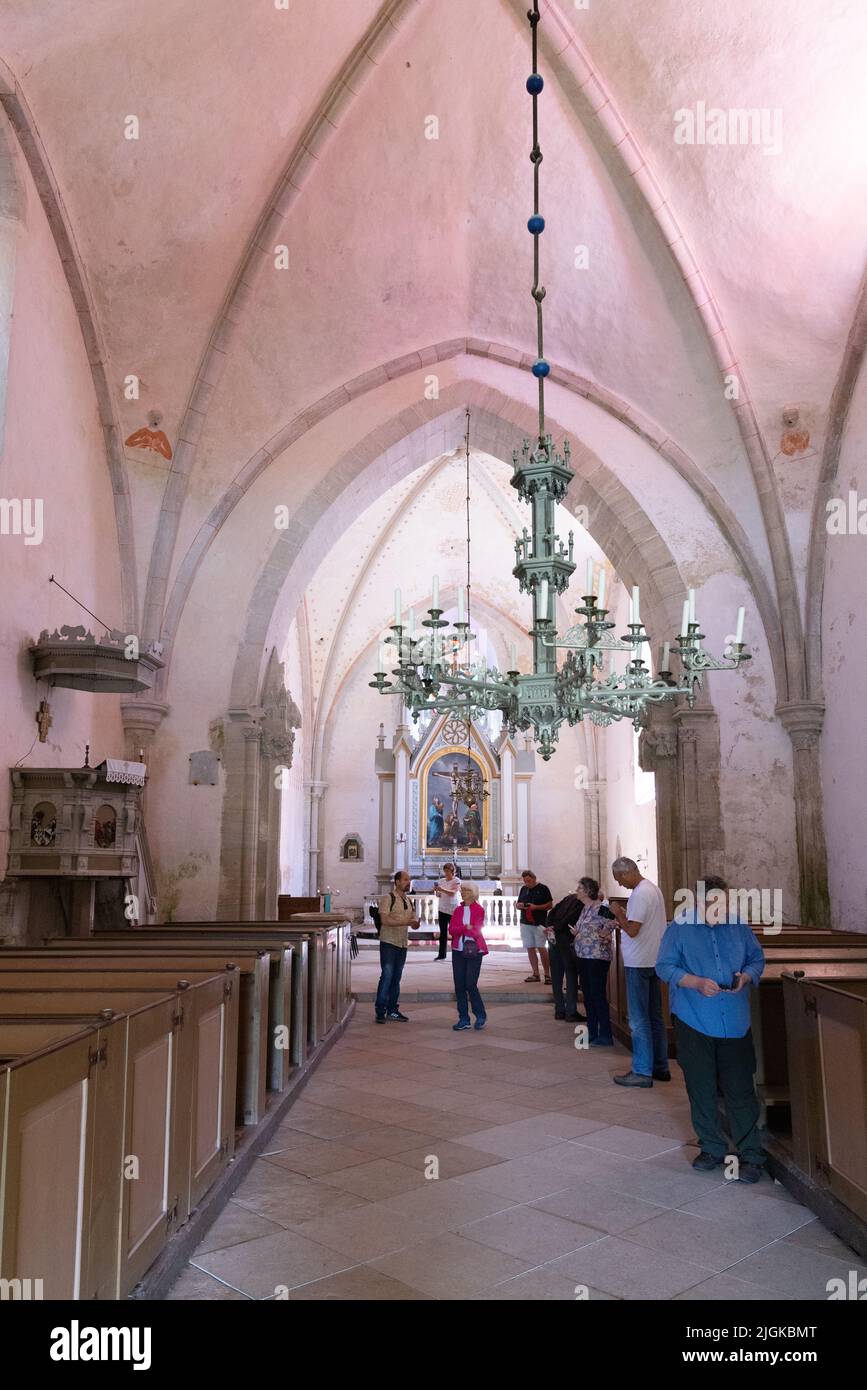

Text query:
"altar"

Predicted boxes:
[[373, 710, 537, 893]]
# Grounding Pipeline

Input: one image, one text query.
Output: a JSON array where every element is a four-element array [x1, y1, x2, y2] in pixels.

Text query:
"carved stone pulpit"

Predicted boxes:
[[7, 762, 144, 880]]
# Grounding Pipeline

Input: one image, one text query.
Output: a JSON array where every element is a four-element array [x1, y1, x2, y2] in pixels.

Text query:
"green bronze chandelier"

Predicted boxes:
[[370, 1, 750, 761]]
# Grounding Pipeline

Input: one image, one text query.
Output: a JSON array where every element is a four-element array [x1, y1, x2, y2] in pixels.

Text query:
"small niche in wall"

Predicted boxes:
[[94, 804, 117, 848], [30, 801, 57, 846], [340, 834, 364, 863]]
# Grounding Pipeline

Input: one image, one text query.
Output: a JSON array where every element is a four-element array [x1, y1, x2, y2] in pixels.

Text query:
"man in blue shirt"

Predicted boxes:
[[656, 875, 766, 1183]]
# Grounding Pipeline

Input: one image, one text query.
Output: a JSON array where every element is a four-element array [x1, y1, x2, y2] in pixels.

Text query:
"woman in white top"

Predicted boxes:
[[434, 862, 461, 960]]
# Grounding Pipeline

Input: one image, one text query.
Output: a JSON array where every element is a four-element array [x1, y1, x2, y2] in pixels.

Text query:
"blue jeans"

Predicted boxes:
[[375, 941, 407, 1017], [625, 966, 668, 1076], [452, 951, 485, 1024]]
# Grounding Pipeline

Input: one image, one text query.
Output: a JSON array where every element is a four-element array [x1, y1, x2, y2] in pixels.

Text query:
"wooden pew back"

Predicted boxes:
[[0, 973, 238, 1299]]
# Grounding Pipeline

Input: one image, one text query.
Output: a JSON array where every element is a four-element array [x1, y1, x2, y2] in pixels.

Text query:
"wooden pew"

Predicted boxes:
[[0, 973, 238, 1298], [127, 916, 351, 1035], [0, 1016, 110, 1061], [2, 948, 275, 1122], [750, 930, 867, 1122], [783, 972, 867, 1226], [73, 920, 350, 1049], [36, 935, 305, 1079]]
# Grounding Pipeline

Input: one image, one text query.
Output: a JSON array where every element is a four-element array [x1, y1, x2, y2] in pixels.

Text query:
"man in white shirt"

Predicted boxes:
[[433, 862, 461, 961], [609, 857, 670, 1088]]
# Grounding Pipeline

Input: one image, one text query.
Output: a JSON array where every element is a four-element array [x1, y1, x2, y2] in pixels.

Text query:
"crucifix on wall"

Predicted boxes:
[[35, 699, 52, 742]]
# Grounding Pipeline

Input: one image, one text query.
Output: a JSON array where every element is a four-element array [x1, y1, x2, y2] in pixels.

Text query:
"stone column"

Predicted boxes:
[[393, 725, 412, 873], [672, 704, 725, 892], [777, 700, 830, 928], [305, 780, 327, 895], [239, 723, 263, 920], [375, 724, 395, 893], [583, 780, 605, 887], [638, 706, 679, 912], [119, 698, 170, 808], [499, 737, 518, 889], [514, 735, 535, 875]]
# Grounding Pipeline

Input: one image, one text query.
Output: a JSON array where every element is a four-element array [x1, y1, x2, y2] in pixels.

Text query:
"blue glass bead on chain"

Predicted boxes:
[[532, 360, 550, 378], [526, 74, 544, 95], [528, 215, 545, 234]]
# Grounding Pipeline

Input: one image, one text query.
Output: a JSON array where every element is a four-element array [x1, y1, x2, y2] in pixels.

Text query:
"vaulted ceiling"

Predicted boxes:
[[3, 0, 865, 706]]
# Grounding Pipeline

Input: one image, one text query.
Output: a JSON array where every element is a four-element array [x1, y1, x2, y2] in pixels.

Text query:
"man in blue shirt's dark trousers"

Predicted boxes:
[[656, 876, 766, 1184]]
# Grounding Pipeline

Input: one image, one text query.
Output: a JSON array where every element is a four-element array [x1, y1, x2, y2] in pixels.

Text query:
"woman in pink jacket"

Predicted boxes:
[[448, 882, 489, 1031]]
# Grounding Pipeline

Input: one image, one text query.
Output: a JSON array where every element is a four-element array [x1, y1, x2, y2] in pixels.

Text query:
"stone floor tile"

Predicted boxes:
[[292, 1201, 443, 1262], [377, 1179, 518, 1231], [458, 1203, 602, 1264], [318, 1157, 432, 1201], [389, 1138, 505, 1178], [472, 1267, 618, 1300], [457, 1122, 567, 1159], [193, 1229, 354, 1298], [568, 1124, 684, 1160], [193, 1199, 286, 1256], [619, 1208, 787, 1271], [232, 1160, 368, 1228], [369, 1231, 530, 1298], [546, 1235, 715, 1300], [674, 1273, 797, 1300], [677, 1185, 816, 1241], [166, 1264, 253, 1300], [530, 1180, 667, 1235], [721, 1241, 867, 1300], [287, 1266, 434, 1300]]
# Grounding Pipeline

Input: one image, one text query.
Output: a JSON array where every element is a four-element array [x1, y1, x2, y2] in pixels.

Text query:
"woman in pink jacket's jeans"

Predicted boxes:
[[448, 883, 489, 1031]]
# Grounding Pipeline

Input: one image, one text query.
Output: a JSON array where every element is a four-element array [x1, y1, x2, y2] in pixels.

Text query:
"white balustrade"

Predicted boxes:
[[363, 893, 522, 945]]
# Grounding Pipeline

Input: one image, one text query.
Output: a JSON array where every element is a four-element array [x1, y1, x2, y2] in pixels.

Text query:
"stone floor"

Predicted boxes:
[[167, 981, 866, 1301]]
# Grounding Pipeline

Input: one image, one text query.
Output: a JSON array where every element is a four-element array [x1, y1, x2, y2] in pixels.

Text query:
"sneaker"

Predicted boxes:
[[564, 1013, 587, 1023], [613, 1071, 652, 1088], [652, 1069, 672, 1082], [589, 1036, 614, 1047], [692, 1151, 724, 1171], [737, 1162, 764, 1185], [453, 1020, 471, 1031], [554, 1012, 566, 1021], [387, 1011, 409, 1022], [473, 1018, 487, 1030], [375, 1015, 387, 1025]]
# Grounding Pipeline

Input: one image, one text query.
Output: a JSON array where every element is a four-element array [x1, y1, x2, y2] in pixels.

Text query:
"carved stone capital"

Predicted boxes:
[[776, 700, 825, 748], [638, 724, 678, 770]]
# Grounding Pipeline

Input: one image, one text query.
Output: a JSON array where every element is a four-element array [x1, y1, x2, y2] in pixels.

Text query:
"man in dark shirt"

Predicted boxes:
[[517, 870, 553, 983], [545, 889, 586, 1021]]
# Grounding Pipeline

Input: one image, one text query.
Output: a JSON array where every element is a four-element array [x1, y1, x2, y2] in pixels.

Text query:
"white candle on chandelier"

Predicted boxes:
[[631, 585, 640, 624], [432, 575, 440, 611], [688, 588, 696, 624], [735, 607, 745, 644], [457, 585, 465, 623], [661, 641, 670, 672], [510, 641, 517, 671], [539, 578, 549, 617], [597, 568, 605, 609], [680, 599, 690, 636], [378, 642, 386, 672], [394, 587, 401, 626], [586, 557, 594, 594]]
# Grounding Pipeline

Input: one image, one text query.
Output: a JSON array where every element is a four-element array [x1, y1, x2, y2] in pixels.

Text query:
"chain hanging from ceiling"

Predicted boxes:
[[371, 1, 750, 760]]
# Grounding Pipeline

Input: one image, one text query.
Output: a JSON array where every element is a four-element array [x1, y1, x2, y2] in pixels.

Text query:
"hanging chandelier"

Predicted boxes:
[[370, 1, 750, 760]]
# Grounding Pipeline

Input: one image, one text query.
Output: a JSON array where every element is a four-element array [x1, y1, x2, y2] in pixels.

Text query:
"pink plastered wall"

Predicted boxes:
[[0, 152, 125, 878]]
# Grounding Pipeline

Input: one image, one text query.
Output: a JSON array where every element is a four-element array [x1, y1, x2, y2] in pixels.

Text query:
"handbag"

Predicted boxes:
[[462, 934, 480, 958]]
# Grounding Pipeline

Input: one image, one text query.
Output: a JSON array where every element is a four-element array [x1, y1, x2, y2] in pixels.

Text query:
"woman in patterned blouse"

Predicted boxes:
[[570, 876, 616, 1046]]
